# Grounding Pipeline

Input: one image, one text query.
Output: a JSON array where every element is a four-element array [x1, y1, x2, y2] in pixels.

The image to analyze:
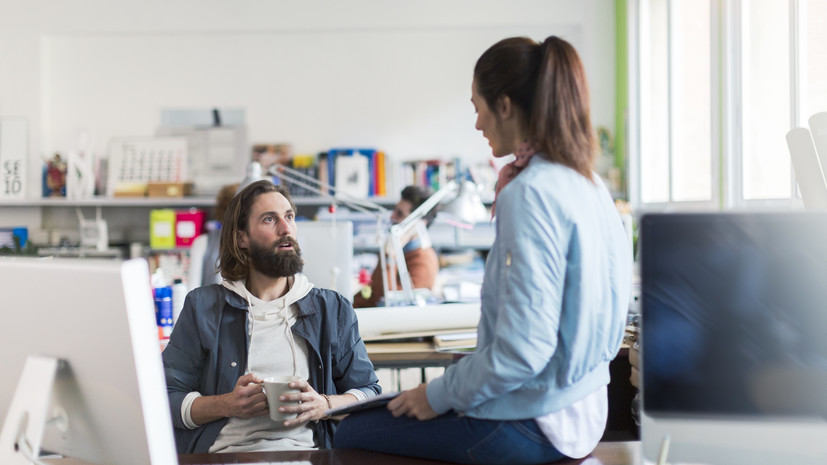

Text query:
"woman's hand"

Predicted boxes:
[[387, 384, 438, 421], [277, 379, 329, 427]]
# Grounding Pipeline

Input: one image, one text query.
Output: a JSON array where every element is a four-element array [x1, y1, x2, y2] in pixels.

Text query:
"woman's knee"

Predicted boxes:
[[333, 410, 385, 448], [332, 415, 358, 448]]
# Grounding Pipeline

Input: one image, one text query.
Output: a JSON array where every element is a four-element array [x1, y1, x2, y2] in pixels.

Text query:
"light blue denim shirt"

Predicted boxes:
[[427, 156, 633, 420]]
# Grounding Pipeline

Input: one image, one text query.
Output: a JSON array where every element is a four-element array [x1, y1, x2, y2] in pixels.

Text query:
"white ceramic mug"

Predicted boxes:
[[261, 376, 301, 422]]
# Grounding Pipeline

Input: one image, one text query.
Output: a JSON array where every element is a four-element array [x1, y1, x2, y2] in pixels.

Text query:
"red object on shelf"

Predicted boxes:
[[358, 267, 371, 285], [175, 209, 206, 248]]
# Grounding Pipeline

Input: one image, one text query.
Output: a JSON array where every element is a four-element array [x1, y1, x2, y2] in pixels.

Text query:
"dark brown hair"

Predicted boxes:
[[474, 36, 596, 180], [214, 183, 239, 222], [218, 180, 295, 281], [399, 185, 435, 226]]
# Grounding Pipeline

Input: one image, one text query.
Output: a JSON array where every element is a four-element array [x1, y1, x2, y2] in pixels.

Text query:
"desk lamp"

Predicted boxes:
[[265, 162, 486, 306], [235, 161, 267, 194], [385, 179, 488, 305], [438, 180, 490, 227]]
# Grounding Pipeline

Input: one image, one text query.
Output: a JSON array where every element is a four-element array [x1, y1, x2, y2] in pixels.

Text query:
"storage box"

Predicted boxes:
[[147, 182, 193, 198], [175, 209, 206, 248], [112, 182, 147, 197], [149, 209, 176, 249]]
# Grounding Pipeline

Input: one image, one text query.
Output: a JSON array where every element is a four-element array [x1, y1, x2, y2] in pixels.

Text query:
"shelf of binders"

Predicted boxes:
[[0, 195, 400, 208]]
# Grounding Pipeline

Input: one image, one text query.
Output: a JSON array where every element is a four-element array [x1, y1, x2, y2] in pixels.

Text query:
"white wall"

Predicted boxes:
[[0, 0, 616, 199]]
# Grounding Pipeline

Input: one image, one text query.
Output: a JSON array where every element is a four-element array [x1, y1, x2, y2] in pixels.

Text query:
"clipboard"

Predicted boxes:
[[323, 392, 400, 417]]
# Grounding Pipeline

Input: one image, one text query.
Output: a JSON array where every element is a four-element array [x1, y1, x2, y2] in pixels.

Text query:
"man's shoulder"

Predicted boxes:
[[299, 286, 348, 308], [297, 287, 355, 321], [188, 283, 224, 299], [189, 284, 245, 310]]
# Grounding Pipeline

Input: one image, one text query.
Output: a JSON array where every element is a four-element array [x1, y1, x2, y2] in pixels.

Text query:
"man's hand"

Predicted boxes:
[[277, 379, 338, 427], [224, 373, 269, 419], [190, 373, 268, 426], [387, 383, 438, 420]]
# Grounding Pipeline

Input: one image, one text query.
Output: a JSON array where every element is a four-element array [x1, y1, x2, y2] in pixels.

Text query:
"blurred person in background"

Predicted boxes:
[[352, 185, 439, 308], [188, 183, 238, 290]]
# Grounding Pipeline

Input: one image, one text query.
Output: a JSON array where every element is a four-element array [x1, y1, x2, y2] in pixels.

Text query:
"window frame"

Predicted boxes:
[[629, 0, 810, 212]]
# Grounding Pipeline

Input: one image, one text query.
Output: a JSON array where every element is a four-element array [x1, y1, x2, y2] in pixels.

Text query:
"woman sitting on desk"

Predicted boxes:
[[352, 185, 439, 308], [335, 36, 633, 464]]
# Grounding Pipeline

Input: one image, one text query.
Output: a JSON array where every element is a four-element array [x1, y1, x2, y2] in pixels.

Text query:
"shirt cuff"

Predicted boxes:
[[426, 376, 452, 414], [344, 388, 368, 401], [181, 391, 202, 429]]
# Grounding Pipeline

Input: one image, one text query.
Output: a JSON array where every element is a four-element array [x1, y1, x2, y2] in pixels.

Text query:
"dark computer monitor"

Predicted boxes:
[[639, 212, 827, 464], [0, 258, 177, 465]]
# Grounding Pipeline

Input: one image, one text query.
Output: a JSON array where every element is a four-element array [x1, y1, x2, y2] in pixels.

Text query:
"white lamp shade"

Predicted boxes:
[[439, 181, 489, 226]]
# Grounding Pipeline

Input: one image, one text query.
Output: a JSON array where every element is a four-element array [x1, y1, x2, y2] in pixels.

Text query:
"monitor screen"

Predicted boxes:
[[639, 212, 827, 464], [297, 220, 353, 299], [0, 258, 177, 465]]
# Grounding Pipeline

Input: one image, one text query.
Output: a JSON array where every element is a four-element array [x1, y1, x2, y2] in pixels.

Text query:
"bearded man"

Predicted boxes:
[[162, 180, 380, 454]]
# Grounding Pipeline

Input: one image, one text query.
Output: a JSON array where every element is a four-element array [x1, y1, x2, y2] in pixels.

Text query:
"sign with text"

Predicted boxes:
[[0, 118, 27, 199]]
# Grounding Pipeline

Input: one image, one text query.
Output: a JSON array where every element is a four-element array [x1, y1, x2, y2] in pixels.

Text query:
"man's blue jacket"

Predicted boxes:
[[162, 283, 381, 453]]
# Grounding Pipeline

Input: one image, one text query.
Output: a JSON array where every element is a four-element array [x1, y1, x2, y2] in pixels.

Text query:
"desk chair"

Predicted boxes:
[[808, 112, 827, 170], [786, 125, 827, 209]]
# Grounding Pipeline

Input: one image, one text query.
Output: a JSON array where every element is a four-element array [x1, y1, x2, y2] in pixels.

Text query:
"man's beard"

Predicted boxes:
[[247, 236, 304, 278]]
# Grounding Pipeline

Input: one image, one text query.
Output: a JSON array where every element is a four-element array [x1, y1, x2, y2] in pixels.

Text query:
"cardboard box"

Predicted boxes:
[[147, 182, 193, 198], [150, 209, 176, 249], [112, 182, 148, 197], [175, 209, 206, 248]]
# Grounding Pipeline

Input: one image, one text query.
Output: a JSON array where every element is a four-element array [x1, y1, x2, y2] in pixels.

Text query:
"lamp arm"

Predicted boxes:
[[389, 180, 458, 238], [267, 163, 389, 216], [383, 180, 458, 306], [389, 231, 415, 304], [268, 163, 456, 307], [267, 162, 409, 304]]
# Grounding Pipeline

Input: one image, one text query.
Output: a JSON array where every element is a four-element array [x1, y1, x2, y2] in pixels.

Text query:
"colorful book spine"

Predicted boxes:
[[376, 151, 386, 197]]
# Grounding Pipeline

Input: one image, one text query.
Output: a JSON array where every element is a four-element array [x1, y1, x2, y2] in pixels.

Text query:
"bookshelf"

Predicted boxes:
[[1, 152, 497, 253]]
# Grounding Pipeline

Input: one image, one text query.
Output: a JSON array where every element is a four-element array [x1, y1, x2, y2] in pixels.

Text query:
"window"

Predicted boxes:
[[803, 0, 827, 122], [635, 0, 715, 208], [740, 0, 790, 201], [629, 0, 827, 211]]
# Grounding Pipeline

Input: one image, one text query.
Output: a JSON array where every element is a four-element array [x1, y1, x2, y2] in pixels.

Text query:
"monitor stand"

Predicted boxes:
[[0, 356, 65, 465]]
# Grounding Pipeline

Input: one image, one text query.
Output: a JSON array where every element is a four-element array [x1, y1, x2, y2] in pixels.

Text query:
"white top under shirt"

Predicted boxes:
[[180, 275, 365, 453], [535, 385, 607, 459]]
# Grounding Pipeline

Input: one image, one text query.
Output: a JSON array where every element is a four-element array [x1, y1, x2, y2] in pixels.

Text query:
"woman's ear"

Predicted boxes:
[[496, 95, 513, 120]]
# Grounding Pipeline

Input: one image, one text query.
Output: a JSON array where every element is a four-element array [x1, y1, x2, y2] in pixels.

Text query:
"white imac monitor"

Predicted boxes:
[[0, 258, 177, 465], [640, 212, 827, 465], [297, 220, 353, 299]]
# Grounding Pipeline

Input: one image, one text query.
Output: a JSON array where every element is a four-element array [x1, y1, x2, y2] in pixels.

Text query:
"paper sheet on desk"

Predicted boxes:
[[354, 302, 481, 338], [441, 281, 482, 302]]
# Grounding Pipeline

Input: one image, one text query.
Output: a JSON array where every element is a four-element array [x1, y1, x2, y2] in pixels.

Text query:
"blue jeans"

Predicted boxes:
[[333, 408, 566, 465]]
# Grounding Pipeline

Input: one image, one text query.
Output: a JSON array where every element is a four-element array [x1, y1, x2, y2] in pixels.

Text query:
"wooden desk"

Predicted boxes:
[[44, 441, 641, 464], [364, 341, 457, 369]]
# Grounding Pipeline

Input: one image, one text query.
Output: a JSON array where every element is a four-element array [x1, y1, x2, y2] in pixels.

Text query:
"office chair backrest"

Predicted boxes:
[[808, 112, 827, 175], [786, 127, 827, 209]]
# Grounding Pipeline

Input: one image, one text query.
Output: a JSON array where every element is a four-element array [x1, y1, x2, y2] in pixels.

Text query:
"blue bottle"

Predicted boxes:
[[154, 286, 173, 338]]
